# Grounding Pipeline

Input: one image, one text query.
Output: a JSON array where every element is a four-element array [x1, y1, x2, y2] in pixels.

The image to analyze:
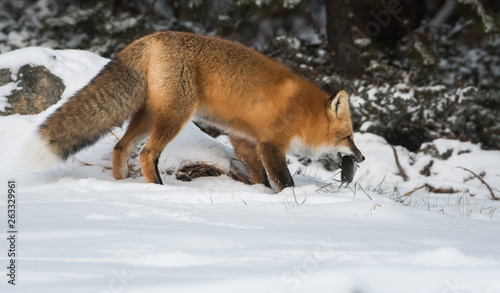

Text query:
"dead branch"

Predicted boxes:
[[457, 166, 499, 201], [404, 183, 459, 197], [391, 145, 409, 181], [72, 156, 94, 167], [403, 184, 426, 197]]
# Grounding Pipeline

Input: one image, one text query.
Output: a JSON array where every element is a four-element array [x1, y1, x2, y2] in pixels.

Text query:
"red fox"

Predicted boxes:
[[26, 31, 364, 191]]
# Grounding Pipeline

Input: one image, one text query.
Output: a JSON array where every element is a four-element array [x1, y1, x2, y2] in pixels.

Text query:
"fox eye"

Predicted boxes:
[[344, 135, 351, 140]]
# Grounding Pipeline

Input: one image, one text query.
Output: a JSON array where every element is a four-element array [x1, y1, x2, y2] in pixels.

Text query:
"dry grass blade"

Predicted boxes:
[[175, 161, 252, 185], [228, 169, 252, 185], [109, 131, 121, 142], [176, 162, 224, 182]]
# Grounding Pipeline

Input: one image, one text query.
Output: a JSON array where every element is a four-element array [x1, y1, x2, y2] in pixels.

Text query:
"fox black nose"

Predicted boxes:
[[354, 154, 364, 163]]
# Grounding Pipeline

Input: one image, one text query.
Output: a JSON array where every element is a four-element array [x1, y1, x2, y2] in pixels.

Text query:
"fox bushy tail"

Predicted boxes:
[[26, 54, 148, 169]]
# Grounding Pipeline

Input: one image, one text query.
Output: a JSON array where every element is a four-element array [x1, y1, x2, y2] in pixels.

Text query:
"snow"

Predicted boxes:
[[0, 81, 18, 111], [457, 0, 497, 33], [0, 47, 109, 101], [21, 130, 65, 172], [417, 85, 447, 92], [1, 47, 500, 293]]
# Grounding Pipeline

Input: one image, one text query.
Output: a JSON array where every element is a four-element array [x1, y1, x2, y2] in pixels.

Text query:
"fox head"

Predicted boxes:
[[288, 89, 365, 170], [323, 90, 364, 168]]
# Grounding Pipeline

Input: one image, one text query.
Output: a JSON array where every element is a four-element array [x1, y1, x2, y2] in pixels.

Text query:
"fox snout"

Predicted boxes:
[[321, 145, 364, 171], [351, 147, 365, 163], [337, 149, 363, 164], [339, 140, 364, 164], [336, 144, 364, 170]]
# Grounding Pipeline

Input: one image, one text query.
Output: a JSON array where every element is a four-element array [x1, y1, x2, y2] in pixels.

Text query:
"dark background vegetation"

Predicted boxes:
[[1, 0, 499, 151]]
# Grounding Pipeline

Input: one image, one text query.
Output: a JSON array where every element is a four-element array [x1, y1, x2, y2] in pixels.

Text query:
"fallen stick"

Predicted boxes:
[[404, 183, 459, 197], [457, 166, 498, 200], [391, 145, 409, 181]]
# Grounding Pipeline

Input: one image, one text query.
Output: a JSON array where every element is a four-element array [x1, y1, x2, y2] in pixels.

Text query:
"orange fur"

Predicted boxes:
[[37, 31, 364, 191]]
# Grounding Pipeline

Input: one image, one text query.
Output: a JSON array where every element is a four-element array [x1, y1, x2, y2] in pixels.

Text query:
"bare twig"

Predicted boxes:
[[109, 131, 120, 142], [404, 183, 459, 197], [72, 156, 94, 167], [403, 184, 427, 197], [457, 166, 498, 200], [391, 145, 409, 181]]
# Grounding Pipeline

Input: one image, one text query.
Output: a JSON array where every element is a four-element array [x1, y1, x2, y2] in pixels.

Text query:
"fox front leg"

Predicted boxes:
[[258, 142, 294, 192], [229, 135, 271, 188]]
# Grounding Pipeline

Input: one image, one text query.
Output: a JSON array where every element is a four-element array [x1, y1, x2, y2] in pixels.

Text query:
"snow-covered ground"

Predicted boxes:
[[1, 48, 499, 293]]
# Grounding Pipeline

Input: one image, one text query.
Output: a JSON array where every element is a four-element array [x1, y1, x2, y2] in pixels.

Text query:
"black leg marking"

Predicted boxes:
[[154, 157, 163, 185], [259, 142, 294, 191], [261, 167, 272, 188]]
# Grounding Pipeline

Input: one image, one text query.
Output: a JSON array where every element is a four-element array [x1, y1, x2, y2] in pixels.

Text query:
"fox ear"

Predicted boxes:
[[327, 90, 349, 117]]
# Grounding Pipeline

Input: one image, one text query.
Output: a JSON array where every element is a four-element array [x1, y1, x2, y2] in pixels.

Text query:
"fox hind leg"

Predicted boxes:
[[140, 116, 193, 184], [113, 106, 152, 180], [140, 94, 196, 184]]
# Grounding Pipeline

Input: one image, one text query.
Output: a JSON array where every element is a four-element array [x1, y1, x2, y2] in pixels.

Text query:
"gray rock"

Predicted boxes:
[[1, 65, 65, 116], [0, 68, 12, 86]]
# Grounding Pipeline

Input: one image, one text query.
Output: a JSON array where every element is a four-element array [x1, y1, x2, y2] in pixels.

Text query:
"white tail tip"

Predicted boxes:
[[21, 131, 64, 172]]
